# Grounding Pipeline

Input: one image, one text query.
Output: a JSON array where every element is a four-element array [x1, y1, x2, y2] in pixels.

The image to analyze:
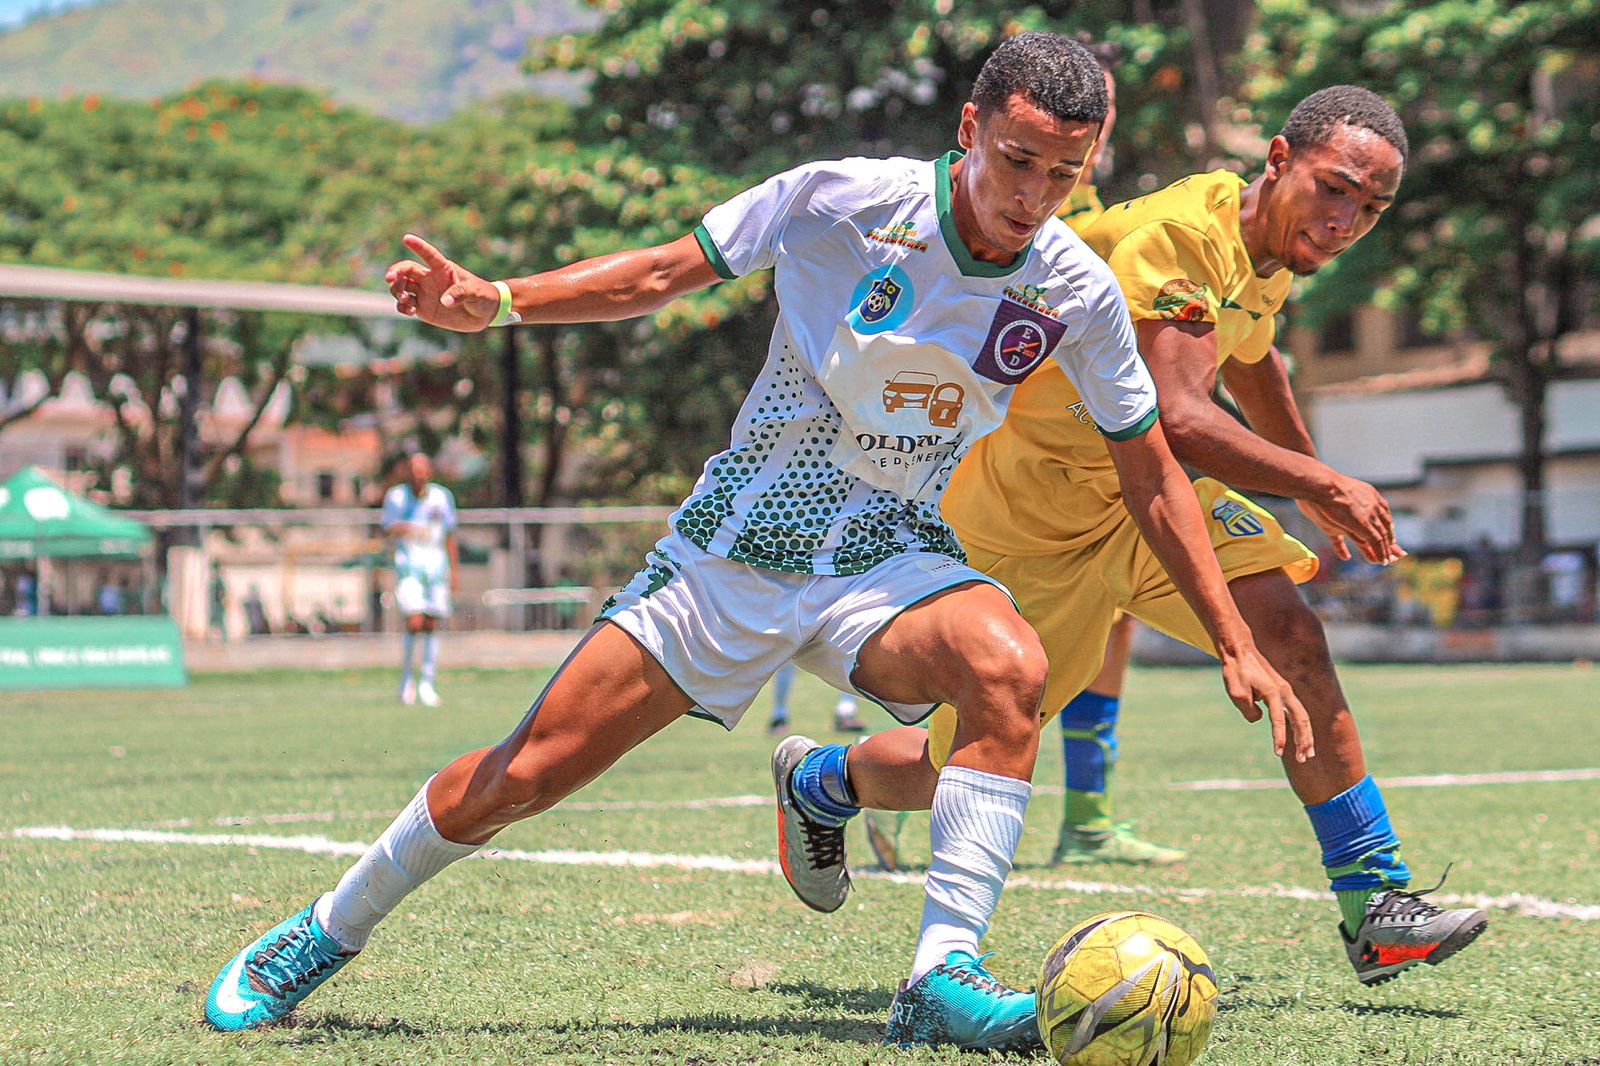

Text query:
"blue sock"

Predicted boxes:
[[401, 631, 417, 684], [1059, 690, 1119, 794], [1305, 775, 1412, 931], [790, 744, 859, 827]]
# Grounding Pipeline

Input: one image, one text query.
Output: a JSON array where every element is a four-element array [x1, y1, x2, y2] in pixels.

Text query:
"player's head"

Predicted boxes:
[[1074, 35, 1121, 175], [956, 32, 1108, 259], [1257, 85, 1408, 276], [406, 452, 433, 491]]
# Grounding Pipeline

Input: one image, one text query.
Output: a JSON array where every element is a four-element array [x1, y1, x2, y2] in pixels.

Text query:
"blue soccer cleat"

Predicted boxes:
[[883, 950, 1043, 1052], [204, 899, 356, 1031]]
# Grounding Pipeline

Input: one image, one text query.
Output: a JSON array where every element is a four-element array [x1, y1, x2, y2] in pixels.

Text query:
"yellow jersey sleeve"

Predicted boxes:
[[1057, 183, 1105, 236], [1232, 310, 1277, 364], [1102, 220, 1228, 326]]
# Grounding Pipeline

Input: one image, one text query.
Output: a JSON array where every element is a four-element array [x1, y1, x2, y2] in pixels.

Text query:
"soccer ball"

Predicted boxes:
[[1036, 911, 1218, 1066]]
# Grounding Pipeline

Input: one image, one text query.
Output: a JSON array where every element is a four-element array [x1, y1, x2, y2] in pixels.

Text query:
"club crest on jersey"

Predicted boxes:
[[1211, 497, 1265, 537], [847, 264, 915, 335], [973, 299, 1066, 385], [1154, 278, 1209, 322]]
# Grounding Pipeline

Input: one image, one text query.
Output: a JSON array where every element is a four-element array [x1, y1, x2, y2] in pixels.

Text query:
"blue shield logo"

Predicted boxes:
[[847, 265, 915, 335]]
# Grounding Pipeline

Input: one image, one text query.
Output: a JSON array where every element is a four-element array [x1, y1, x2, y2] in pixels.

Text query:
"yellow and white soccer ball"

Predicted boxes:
[[1037, 911, 1218, 1066]]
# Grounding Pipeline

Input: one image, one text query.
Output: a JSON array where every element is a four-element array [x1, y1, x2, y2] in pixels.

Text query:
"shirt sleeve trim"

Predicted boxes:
[[693, 223, 737, 281], [1100, 404, 1160, 442]]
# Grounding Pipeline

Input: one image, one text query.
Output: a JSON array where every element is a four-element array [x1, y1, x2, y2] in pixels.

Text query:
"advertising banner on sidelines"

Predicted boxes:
[[0, 616, 188, 690]]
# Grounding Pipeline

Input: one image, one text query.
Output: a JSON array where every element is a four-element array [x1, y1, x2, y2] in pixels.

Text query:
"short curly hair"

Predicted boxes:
[[1280, 85, 1409, 162], [971, 32, 1108, 127]]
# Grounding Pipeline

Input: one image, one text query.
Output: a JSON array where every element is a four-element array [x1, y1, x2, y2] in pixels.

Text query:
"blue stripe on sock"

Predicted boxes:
[[791, 744, 859, 826], [1304, 775, 1411, 892], [1059, 690, 1119, 794]]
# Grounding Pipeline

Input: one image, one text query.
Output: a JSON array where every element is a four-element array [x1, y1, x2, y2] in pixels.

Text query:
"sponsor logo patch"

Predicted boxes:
[[1153, 278, 1210, 322], [973, 300, 1066, 384], [865, 221, 929, 253]]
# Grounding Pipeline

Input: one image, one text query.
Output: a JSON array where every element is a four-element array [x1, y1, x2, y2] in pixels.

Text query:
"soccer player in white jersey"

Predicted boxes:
[[203, 33, 1310, 1050], [381, 453, 459, 707]]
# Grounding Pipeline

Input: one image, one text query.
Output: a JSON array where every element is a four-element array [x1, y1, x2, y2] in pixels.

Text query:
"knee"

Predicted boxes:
[[953, 619, 1049, 735], [1261, 598, 1334, 677]]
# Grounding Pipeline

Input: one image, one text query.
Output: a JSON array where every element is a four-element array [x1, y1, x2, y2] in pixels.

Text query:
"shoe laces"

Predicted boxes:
[[944, 953, 1010, 995], [1372, 864, 1453, 924], [798, 813, 845, 869], [249, 920, 343, 998]]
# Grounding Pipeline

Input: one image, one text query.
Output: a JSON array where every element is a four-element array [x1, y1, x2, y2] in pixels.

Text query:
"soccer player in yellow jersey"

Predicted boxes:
[[789, 86, 1487, 987]]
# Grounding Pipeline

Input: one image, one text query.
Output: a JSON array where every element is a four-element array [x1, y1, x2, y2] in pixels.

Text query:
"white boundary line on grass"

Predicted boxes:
[[147, 794, 776, 829], [143, 765, 1600, 829], [12, 824, 1600, 922], [1172, 767, 1600, 792]]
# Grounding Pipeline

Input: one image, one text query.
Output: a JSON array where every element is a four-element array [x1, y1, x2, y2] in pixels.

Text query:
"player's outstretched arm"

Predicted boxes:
[[1144, 320, 1400, 564], [1220, 352, 1402, 564], [384, 233, 724, 333], [1105, 420, 1314, 763]]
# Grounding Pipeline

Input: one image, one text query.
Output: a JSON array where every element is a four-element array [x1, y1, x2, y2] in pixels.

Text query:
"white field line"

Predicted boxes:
[[1172, 767, 1600, 792], [147, 794, 777, 829], [12, 824, 1600, 922]]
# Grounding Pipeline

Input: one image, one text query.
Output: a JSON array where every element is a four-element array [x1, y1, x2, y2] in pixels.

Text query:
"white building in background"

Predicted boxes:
[[1309, 375, 1600, 552]]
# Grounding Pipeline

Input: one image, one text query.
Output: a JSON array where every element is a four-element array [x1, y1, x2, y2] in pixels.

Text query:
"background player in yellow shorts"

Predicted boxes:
[[784, 86, 1487, 987]]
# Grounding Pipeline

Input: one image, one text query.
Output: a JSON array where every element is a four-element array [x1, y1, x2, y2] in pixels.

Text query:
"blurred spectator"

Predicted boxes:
[[242, 583, 270, 636], [98, 575, 125, 616], [208, 562, 230, 642], [14, 566, 38, 617], [1460, 536, 1502, 625]]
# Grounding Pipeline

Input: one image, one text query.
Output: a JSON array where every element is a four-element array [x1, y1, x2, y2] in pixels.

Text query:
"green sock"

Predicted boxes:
[[1336, 888, 1378, 935], [1064, 789, 1113, 835]]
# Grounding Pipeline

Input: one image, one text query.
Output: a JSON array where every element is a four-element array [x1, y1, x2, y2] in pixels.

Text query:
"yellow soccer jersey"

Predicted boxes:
[[944, 170, 1293, 555], [1057, 182, 1105, 235]]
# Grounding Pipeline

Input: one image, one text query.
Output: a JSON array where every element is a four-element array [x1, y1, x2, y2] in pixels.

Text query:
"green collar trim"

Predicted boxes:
[[935, 151, 1030, 279]]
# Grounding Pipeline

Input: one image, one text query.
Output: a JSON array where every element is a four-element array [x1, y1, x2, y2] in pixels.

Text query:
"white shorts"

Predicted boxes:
[[396, 573, 452, 619], [600, 528, 1004, 729]]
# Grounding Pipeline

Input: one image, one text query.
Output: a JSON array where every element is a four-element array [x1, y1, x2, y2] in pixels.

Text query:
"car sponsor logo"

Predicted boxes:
[[881, 371, 965, 428]]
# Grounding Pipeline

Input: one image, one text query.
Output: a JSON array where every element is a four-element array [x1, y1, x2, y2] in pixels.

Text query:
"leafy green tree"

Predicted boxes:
[[1241, 0, 1600, 561]]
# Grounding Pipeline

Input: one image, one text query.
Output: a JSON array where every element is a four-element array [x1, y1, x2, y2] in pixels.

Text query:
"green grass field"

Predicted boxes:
[[4, 663, 1598, 1065]]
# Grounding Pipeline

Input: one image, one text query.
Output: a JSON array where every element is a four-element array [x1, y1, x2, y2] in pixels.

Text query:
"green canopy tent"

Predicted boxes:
[[0, 465, 150, 561]]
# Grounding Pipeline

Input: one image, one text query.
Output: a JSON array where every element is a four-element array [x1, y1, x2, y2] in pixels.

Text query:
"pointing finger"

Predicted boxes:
[[403, 233, 451, 270]]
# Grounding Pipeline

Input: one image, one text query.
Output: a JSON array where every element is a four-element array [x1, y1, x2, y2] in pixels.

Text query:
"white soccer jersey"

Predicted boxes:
[[382, 482, 457, 582], [675, 152, 1158, 576]]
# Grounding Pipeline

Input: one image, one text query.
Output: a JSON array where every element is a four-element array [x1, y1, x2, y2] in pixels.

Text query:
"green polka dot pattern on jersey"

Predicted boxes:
[[673, 347, 967, 576]]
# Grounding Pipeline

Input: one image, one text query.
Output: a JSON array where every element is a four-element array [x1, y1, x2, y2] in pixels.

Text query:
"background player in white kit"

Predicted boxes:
[[203, 33, 1307, 1050], [381, 453, 459, 707]]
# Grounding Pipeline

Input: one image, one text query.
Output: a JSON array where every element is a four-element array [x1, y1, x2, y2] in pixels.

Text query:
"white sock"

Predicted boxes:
[[834, 694, 858, 718], [400, 631, 417, 684], [313, 778, 480, 951], [910, 765, 1031, 984], [421, 632, 440, 685]]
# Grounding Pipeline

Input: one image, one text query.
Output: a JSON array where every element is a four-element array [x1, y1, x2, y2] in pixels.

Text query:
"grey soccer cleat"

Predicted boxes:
[[1342, 868, 1488, 986], [772, 735, 850, 913]]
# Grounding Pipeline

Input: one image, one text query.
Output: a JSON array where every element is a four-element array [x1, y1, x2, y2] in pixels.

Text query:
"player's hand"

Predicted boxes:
[[1302, 475, 1405, 565], [1217, 641, 1315, 763], [384, 234, 500, 332]]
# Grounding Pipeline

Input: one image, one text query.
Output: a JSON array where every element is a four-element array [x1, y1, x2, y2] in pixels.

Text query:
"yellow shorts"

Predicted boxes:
[[928, 478, 1317, 767]]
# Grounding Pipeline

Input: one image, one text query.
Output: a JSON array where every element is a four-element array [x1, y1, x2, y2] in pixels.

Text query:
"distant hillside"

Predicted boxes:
[[0, 0, 594, 122]]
